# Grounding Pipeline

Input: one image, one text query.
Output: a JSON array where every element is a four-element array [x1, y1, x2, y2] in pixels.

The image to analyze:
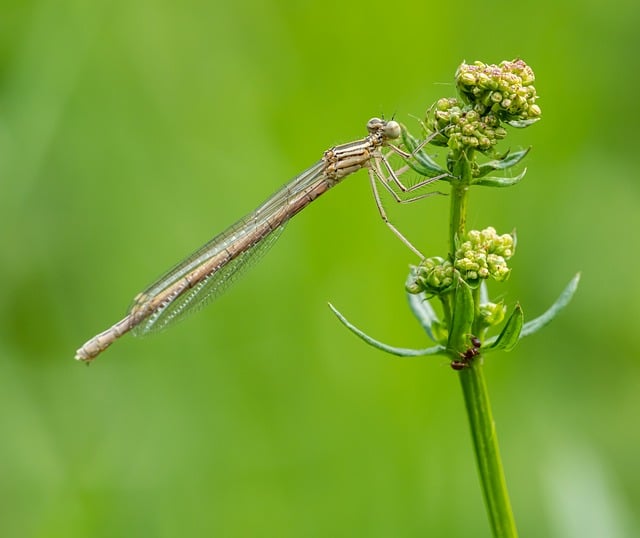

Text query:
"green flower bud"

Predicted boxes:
[[478, 301, 507, 327], [465, 136, 479, 148], [485, 113, 500, 127], [466, 110, 479, 122], [461, 122, 475, 136], [405, 280, 423, 295], [474, 103, 488, 115], [458, 72, 477, 87], [478, 136, 492, 150]]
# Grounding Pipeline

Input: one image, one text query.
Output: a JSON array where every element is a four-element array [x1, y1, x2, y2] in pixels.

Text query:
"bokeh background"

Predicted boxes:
[[1, 0, 638, 536]]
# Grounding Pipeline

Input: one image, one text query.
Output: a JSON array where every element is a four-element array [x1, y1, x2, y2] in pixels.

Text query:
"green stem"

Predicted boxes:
[[439, 294, 453, 326], [459, 362, 518, 537], [448, 149, 472, 255], [449, 146, 518, 537], [449, 182, 469, 255], [471, 285, 482, 335]]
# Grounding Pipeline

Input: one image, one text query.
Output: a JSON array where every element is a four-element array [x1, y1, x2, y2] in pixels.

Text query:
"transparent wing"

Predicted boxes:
[[129, 159, 328, 336], [132, 223, 286, 336]]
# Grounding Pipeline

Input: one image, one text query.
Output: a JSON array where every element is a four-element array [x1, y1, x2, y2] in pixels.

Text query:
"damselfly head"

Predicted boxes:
[[366, 117, 400, 141]]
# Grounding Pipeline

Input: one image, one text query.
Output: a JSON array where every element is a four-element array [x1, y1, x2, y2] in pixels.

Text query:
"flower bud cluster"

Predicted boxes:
[[406, 227, 515, 294], [424, 59, 540, 153], [406, 257, 454, 294], [456, 59, 541, 122], [431, 98, 508, 151], [455, 227, 514, 284]]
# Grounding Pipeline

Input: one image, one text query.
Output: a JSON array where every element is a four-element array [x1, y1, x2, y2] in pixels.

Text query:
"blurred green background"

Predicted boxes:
[[1, 0, 639, 536]]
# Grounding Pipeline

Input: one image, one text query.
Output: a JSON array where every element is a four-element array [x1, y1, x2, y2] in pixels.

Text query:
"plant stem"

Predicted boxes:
[[449, 146, 518, 537], [449, 182, 469, 255], [448, 149, 472, 255], [459, 363, 518, 537]]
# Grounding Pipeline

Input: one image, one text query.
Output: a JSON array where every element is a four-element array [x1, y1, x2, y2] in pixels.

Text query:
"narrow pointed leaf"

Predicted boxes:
[[400, 125, 449, 178], [485, 304, 524, 352], [520, 273, 581, 337], [475, 148, 530, 178], [474, 168, 528, 187], [407, 292, 440, 341], [329, 303, 446, 357], [507, 118, 540, 128]]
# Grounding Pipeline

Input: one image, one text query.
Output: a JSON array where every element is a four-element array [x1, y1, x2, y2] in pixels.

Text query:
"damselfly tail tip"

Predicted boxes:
[[74, 346, 95, 363]]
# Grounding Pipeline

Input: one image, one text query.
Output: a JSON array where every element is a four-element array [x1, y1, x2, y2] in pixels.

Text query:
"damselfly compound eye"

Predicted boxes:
[[366, 117, 384, 133], [384, 120, 401, 140]]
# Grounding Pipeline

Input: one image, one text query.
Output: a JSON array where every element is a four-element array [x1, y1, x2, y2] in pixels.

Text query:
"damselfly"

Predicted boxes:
[[75, 117, 441, 362]]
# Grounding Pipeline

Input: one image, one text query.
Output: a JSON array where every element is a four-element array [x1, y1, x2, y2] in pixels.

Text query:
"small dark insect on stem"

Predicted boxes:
[[451, 335, 482, 370]]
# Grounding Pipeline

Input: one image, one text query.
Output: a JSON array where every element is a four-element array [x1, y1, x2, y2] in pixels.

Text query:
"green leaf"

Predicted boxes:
[[520, 273, 581, 337], [448, 277, 474, 350], [329, 303, 446, 357], [485, 304, 524, 352], [474, 147, 530, 179], [400, 125, 449, 178], [507, 118, 541, 128], [406, 288, 440, 342], [474, 168, 527, 187]]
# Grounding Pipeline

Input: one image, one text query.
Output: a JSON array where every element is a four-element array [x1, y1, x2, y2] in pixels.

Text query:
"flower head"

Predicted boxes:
[[407, 227, 515, 294], [428, 98, 508, 152], [406, 257, 454, 295], [456, 59, 541, 122], [454, 227, 515, 285]]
